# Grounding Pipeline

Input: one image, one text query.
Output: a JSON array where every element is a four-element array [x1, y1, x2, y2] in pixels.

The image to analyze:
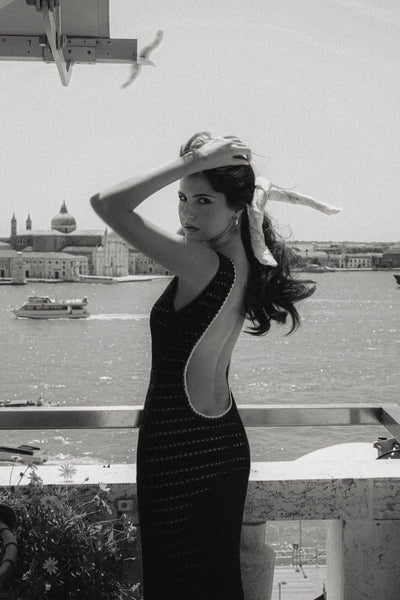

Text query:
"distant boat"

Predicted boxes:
[[0, 444, 47, 464], [78, 275, 117, 284], [299, 264, 335, 273], [0, 398, 51, 407], [394, 274, 400, 285], [12, 295, 89, 319], [0, 277, 26, 285]]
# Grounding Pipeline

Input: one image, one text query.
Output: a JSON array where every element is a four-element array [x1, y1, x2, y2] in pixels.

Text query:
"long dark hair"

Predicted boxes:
[[180, 132, 315, 335]]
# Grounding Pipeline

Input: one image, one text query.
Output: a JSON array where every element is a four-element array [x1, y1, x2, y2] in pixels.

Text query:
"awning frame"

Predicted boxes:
[[0, 0, 137, 85]]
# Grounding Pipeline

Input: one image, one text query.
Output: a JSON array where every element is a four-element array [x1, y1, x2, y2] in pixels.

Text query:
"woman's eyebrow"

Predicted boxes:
[[192, 193, 216, 198]]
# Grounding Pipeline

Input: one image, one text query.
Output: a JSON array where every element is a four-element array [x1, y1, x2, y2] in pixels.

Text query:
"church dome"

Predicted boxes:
[[51, 201, 76, 233]]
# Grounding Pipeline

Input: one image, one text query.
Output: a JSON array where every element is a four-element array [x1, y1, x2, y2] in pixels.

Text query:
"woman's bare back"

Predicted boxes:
[[182, 250, 249, 417]]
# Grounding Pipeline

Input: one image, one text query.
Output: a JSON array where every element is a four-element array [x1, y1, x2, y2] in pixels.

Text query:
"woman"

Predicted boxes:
[[91, 132, 317, 600]]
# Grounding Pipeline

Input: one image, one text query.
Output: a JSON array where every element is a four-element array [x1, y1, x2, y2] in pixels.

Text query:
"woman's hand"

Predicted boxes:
[[185, 137, 252, 171]]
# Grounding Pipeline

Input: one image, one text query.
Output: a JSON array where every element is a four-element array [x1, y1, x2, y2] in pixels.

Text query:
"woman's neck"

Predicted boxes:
[[202, 220, 240, 252]]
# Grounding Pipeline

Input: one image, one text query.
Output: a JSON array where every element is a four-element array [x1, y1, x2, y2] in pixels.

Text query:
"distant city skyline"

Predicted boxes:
[[1, 199, 399, 246], [0, 0, 399, 242]]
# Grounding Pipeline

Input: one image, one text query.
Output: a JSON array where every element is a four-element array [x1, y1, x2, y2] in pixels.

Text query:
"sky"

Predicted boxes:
[[0, 0, 399, 243]]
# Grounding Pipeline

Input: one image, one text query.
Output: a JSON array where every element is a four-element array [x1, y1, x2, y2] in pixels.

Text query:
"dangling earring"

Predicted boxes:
[[233, 215, 240, 230]]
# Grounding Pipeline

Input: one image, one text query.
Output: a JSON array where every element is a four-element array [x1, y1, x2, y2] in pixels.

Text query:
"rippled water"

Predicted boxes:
[[0, 271, 398, 464]]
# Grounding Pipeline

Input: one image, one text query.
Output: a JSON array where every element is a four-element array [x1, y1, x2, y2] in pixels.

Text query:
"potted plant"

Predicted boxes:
[[0, 464, 142, 600]]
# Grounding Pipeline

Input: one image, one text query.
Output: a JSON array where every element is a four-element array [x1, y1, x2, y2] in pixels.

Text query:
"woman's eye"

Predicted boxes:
[[198, 197, 211, 205], [178, 194, 186, 202]]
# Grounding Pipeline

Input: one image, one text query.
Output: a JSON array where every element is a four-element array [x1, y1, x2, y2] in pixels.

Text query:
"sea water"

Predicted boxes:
[[0, 271, 398, 465]]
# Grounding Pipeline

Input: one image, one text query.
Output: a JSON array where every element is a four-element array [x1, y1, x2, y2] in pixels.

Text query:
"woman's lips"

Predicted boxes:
[[184, 225, 199, 233]]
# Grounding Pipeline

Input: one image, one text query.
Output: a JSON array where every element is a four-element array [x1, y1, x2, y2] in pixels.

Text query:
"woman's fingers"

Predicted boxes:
[[231, 144, 252, 163], [217, 138, 252, 160], [199, 137, 252, 167], [216, 136, 250, 154]]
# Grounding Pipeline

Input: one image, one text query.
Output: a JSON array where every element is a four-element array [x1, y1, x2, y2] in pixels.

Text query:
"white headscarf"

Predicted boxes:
[[247, 177, 342, 267]]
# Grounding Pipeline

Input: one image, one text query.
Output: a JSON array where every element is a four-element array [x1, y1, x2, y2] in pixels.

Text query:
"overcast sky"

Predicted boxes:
[[1, 0, 399, 243]]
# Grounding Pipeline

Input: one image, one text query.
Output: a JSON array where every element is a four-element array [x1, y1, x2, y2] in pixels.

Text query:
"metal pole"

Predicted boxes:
[[299, 520, 302, 569], [278, 581, 287, 600]]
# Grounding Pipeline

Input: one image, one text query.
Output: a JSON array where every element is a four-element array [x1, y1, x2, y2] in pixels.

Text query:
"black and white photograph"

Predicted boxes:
[[0, 1, 399, 599]]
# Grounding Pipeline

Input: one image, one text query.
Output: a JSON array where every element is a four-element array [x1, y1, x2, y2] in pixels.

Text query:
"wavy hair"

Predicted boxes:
[[180, 132, 315, 335]]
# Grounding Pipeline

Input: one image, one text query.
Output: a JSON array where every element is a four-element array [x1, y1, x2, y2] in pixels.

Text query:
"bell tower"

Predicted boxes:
[[11, 213, 17, 239], [26, 214, 32, 230]]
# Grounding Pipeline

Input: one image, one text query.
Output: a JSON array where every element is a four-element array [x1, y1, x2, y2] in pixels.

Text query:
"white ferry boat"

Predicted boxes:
[[12, 295, 89, 319]]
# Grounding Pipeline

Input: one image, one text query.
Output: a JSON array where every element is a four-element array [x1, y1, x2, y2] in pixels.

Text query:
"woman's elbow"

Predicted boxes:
[[90, 193, 108, 217], [90, 193, 101, 208], [90, 193, 129, 229]]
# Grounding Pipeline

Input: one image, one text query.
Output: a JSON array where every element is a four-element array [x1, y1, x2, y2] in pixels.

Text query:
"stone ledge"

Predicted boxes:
[[0, 443, 398, 523]]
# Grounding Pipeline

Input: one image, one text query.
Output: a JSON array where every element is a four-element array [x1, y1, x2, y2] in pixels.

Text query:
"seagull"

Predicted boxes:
[[121, 30, 164, 88]]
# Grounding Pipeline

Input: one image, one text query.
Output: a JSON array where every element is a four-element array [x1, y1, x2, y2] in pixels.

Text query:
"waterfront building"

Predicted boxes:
[[93, 231, 129, 277], [0, 242, 15, 278], [130, 250, 170, 275], [288, 241, 390, 269], [289, 244, 329, 268], [313, 242, 344, 255], [2, 202, 173, 277], [0, 248, 88, 280], [10, 251, 26, 284], [380, 245, 400, 268], [338, 253, 382, 269], [19, 251, 88, 280], [92, 235, 169, 277], [4, 203, 105, 254]]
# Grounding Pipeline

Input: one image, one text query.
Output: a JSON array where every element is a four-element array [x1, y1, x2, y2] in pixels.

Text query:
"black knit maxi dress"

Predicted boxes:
[[136, 252, 251, 600]]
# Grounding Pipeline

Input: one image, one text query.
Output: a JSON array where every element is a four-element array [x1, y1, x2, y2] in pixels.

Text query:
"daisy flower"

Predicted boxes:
[[28, 471, 42, 484], [40, 495, 57, 508], [58, 463, 77, 481], [53, 487, 68, 507], [43, 557, 58, 575]]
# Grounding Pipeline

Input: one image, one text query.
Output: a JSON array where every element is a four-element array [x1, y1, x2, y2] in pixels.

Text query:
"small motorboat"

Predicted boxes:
[[298, 264, 334, 273], [394, 274, 400, 285], [12, 295, 89, 319], [0, 445, 47, 464], [0, 398, 51, 407]]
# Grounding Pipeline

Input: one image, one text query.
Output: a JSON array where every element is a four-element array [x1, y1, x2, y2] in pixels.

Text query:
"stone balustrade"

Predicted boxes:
[[0, 403, 399, 599]]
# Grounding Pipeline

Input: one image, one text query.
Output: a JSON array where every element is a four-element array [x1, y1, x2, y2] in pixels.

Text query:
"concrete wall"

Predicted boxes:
[[1, 442, 399, 600]]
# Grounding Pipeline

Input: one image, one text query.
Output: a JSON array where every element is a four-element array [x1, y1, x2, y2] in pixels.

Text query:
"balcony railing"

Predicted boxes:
[[0, 402, 399, 437]]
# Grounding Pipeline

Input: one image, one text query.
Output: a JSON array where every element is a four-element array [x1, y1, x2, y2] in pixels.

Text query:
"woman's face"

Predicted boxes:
[[178, 173, 238, 242]]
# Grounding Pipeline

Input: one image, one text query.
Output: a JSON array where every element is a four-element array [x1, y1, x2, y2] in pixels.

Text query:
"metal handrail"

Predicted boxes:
[[0, 403, 398, 440]]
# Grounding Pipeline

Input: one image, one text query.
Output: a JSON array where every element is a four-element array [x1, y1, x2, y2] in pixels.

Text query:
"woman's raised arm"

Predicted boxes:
[[90, 138, 250, 282]]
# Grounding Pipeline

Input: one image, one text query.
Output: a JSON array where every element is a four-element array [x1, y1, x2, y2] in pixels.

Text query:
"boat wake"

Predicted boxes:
[[88, 313, 148, 321]]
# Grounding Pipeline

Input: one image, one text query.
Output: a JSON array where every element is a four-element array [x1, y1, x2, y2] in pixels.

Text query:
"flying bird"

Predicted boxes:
[[121, 30, 164, 88]]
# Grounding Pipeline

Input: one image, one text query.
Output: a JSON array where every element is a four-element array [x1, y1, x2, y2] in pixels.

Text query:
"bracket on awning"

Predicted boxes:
[[0, 0, 137, 86]]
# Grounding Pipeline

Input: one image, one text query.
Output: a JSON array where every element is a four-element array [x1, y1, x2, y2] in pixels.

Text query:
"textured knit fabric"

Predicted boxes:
[[137, 252, 251, 600]]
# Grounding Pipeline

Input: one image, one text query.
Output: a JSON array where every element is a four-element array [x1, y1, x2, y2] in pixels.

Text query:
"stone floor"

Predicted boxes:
[[271, 565, 327, 600]]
